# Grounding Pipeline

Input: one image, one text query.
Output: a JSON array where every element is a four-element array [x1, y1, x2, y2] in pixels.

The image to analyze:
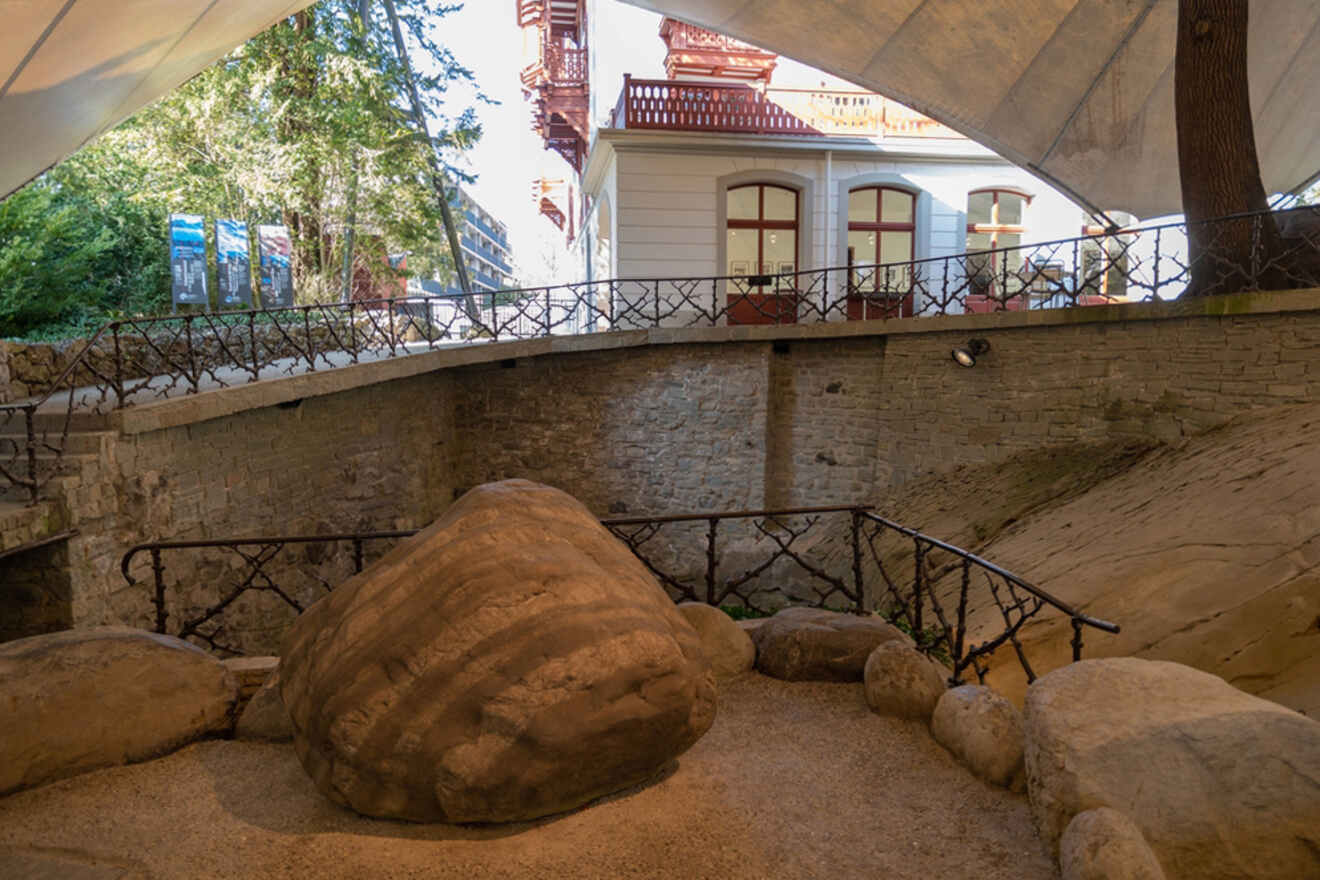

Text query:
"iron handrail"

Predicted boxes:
[[858, 511, 1119, 634], [120, 504, 1122, 685]]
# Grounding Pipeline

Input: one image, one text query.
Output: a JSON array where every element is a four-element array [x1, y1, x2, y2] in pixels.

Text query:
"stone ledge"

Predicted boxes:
[[110, 287, 1320, 436]]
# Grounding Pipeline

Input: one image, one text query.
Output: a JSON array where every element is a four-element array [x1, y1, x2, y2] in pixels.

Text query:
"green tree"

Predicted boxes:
[[0, 0, 482, 337]]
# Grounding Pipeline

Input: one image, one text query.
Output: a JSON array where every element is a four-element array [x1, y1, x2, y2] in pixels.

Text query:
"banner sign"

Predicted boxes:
[[215, 219, 253, 309], [257, 225, 294, 308], [169, 213, 208, 307]]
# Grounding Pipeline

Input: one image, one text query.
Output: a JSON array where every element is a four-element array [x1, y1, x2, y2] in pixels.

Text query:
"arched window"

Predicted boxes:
[[847, 186, 916, 319], [965, 188, 1031, 310], [725, 183, 798, 324]]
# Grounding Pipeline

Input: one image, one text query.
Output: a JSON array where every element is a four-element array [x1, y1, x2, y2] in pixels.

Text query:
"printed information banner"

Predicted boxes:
[[169, 213, 208, 308], [215, 219, 253, 309], [257, 225, 294, 308]]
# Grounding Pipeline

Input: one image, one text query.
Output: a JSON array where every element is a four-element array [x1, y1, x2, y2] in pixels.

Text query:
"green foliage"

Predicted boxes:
[[0, 0, 482, 339], [879, 606, 953, 666], [719, 604, 773, 621]]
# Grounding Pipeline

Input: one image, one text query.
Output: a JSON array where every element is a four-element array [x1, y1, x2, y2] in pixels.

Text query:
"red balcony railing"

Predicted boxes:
[[611, 76, 961, 139]]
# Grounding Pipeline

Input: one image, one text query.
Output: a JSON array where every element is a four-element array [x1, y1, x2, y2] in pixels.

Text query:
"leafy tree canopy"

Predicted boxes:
[[0, 0, 483, 339]]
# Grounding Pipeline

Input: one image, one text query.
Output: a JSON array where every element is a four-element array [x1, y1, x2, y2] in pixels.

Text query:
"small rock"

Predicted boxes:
[[1060, 808, 1167, 880], [678, 603, 755, 679], [0, 627, 239, 795], [235, 668, 293, 742], [222, 654, 279, 701], [931, 685, 1024, 789], [863, 641, 946, 721], [752, 607, 908, 681]]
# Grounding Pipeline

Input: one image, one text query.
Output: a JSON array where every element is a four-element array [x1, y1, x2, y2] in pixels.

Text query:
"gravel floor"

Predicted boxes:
[[0, 676, 1058, 880]]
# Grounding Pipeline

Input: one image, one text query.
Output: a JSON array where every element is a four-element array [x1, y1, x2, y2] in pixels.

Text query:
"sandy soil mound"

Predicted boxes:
[[0, 676, 1055, 880], [867, 401, 1320, 714]]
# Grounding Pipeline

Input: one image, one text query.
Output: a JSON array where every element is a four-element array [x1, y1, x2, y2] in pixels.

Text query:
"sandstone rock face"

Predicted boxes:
[[281, 479, 717, 823], [678, 602, 755, 679], [931, 685, 1025, 789], [1024, 658, 1320, 879], [0, 626, 239, 795], [235, 668, 293, 742], [752, 607, 907, 681], [1060, 808, 1167, 880], [863, 641, 945, 721]]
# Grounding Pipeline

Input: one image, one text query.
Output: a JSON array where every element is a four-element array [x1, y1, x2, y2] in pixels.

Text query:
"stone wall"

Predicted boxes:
[[875, 310, 1320, 486], [8, 290, 1320, 653], [59, 370, 458, 654]]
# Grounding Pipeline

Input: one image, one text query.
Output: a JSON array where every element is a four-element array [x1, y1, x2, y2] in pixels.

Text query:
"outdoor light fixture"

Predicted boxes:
[[951, 338, 990, 367]]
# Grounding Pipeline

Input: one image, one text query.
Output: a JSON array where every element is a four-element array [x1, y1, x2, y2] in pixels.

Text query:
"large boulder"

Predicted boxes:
[[752, 607, 908, 681], [1024, 658, 1320, 879], [281, 479, 717, 823], [863, 641, 945, 721], [931, 684, 1025, 789], [677, 602, 755, 679], [1059, 808, 1167, 880], [0, 626, 239, 795]]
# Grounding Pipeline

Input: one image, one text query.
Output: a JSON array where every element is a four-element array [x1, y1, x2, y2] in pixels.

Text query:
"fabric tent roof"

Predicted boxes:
[[621, 0, 1320, 219], [0, 0, 313, 200]]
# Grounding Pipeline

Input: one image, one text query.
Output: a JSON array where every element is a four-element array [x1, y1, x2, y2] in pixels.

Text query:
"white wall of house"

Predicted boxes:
[[595, 137, 1088, 280]]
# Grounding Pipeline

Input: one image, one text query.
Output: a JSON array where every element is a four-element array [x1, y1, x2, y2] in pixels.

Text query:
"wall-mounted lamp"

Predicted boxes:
[[951, 338, 990, 368]]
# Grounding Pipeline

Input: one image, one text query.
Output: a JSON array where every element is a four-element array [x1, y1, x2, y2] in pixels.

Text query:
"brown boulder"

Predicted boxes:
[[863, 641, 946, 721], [931, 685, 1025, 789], [281, 479, 717, 823], [1025, 658, 1320, 879], [235, 668, 293, 742], [752, 607, 908, 681], [0, 627, 239, 794], [1060, 808, 1167, 880], [678, 602, 755, 679]]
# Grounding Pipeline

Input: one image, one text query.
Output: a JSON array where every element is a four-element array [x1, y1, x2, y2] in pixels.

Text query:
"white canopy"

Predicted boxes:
[[0, 0, 312, 199], [621, 0, 1320, 219]]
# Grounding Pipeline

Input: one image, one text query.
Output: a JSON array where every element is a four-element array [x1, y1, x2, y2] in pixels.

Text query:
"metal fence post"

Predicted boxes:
[[705, 516, 718, 606]]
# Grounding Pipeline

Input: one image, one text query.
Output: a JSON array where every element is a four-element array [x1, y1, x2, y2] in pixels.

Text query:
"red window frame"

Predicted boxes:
[[726, 183, 799, 325], [965, 188, 1032, 312], [846, 185, 916, 319]]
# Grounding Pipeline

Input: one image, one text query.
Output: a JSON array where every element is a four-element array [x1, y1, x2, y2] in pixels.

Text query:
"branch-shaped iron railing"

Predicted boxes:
[[16, 205, 1316, 508], [857, 511, 1119, 685], [118, 504, 1119, 691]]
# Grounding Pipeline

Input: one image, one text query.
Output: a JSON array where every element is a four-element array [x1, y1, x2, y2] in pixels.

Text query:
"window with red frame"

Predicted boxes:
[[726, 183, 798, 324], [847, 186, 916, 318], [965, 188, 1031, 310]]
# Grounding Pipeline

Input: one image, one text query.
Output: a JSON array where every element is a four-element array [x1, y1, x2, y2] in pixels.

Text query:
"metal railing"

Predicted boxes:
[[119, 505, 1119, 684], [612, 75, 959, 138], [5, 205, 1319, 506]]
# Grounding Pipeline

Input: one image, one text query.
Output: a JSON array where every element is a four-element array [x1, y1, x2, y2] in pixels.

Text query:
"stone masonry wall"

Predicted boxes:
[[59, 370, 458, 653], [875, 311, 1320, 486]]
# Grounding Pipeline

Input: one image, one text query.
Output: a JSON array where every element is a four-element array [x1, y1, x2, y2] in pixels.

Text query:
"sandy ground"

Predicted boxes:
[[0, 675, 1056, 880]]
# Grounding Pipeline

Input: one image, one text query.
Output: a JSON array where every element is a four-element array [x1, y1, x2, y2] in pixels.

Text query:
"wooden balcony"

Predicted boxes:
[[611, 76, 962, 139]]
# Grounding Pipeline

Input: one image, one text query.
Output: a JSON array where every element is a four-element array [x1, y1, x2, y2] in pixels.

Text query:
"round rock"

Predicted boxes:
[[677, 602, 755, 679], [1060, 808, 1167, 880], [281, 479, 717, 823], [931, 684, 1025, 789], [752, 607, 908, 681], [863, 640, 946, 721]]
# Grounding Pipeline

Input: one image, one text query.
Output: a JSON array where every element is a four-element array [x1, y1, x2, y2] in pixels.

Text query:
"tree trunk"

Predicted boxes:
[[1175, 0, 1286, 295]]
